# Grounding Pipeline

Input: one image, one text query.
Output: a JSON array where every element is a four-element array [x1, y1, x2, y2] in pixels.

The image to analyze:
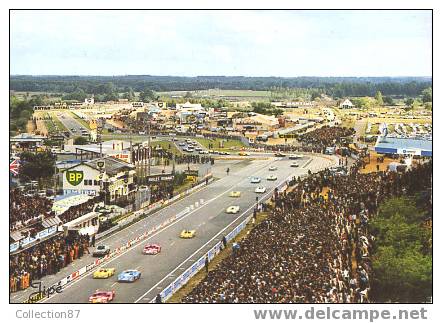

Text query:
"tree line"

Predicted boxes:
[[10, 75, 431, 98]]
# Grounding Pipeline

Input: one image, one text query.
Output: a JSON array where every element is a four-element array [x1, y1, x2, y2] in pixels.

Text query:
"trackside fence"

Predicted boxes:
[[29, 175, 213, 303], [152, 214, 252, 303]]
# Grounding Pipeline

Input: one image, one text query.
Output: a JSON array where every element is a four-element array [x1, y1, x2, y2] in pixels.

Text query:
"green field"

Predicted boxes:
[[152, 140, 182, 155], [44, 120, 56, 133], [193, 137, 246, 151], [370, 124, 380, 135], [49, 112, 68, 132]]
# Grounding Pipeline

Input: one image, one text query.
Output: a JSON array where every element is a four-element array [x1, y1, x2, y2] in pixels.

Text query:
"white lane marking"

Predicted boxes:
[[170, 241, 175, 246], [40, 160, 275, 302], [133, 170, 294, 303], [99, 158, 272, 244], [111, 282, 117, 287], [301, 158, 313, 169], [137, 157, 340, 303], [43, 156, 336, 303]]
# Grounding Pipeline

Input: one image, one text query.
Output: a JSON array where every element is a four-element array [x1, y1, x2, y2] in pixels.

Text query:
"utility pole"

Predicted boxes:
[[98, 126, 103, 158], [147, 117, 151, 176]]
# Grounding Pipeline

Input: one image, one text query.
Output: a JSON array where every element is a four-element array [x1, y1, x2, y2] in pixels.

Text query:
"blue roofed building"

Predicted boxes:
[[374, 136, 432, 157]]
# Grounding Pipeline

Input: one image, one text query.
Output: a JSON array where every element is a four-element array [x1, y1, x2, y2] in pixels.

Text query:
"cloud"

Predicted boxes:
[[10, 10, 432, 76]]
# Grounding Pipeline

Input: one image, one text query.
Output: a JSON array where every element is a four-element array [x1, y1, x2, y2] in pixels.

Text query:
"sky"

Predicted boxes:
[[10, 10, 432, 77]]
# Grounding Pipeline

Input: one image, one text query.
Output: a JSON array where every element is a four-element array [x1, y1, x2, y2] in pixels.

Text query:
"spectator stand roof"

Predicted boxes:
[[374, 136, 432, 157], [52, 193, 94, 216]]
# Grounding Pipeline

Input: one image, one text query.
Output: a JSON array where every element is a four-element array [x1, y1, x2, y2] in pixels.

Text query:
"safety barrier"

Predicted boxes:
[[153, 214, 252, 303], [96, 174, 213, 240], [32, 195, 208, 303]]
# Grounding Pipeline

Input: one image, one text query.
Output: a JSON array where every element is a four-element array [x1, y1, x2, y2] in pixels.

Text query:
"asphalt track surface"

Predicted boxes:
[[12, 155, 337, 304], [56, 111, 90, 135]]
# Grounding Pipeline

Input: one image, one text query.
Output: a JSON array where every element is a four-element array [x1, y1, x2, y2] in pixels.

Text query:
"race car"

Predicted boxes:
[[290, 162, 299, 168], [93, 268, 116, 279], [226, 205, 240, 214], [229, 191, 241, 197], [289, 154, 303, 160], [250, 177, 261, 183], [180, 230, 196, 239], [238, 151, 250, 156], [255, 186, 266, 193], [268, 166, 277, 171], [117, 269, 141, 282], [142, 243, 161, 255], [267, 175, 277, 181], [92, 245, 111, 257], [274, 152, 286, 157], [89, 290, 115, 303]]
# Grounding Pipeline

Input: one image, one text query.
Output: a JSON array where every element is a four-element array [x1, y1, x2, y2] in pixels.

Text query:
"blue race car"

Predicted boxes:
[[117, 269, 141, 282]]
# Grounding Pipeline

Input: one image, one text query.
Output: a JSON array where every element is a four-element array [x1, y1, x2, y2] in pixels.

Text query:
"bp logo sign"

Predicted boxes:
[[66, 170, 84, 186]]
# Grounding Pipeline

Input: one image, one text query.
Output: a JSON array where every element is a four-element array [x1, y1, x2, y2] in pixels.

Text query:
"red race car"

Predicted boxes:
[[142, 243, 161, 255], [89, 290, 115, 303]]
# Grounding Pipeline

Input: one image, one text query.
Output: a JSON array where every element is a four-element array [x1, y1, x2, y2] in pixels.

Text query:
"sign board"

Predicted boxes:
[[89, 119, 98, 130], [399, 148, 421, 156], [184, 169, 199, 177], [97, 161, 105, 169], [50, 135, 65, 141], [145, 173, 174, 184], [66, 170, 84, 186], [186, 175, 197, 182], [110, 153, 130, 163]]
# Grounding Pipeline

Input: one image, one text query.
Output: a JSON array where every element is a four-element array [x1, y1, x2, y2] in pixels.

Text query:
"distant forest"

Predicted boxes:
[[10, 75, 432, 98]]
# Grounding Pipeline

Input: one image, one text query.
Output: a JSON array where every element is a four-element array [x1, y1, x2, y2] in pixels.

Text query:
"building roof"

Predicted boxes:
[[63, 155, 135, 176], [65, 140, 133, 155], [340, 99, 354, 107], [10, 133, 46, 142], [374, 136, 432, 156], [84, 156, 135, 175]]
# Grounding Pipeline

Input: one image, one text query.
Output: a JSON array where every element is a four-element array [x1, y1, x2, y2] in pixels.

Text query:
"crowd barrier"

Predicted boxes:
[[150, 157, 339, 303], [153, 214, 252, 303], [30, 195, 208, 303], [96, 174, 213, 240]]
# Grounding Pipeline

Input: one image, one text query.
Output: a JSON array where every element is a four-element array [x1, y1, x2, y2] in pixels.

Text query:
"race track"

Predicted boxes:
[[12, 154, 337, 304]]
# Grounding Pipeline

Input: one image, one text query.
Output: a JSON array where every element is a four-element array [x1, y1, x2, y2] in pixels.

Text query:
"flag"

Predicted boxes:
[[9, 158, 20, 176]]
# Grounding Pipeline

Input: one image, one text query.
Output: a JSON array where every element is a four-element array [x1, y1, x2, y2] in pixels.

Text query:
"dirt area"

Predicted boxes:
[[359, 151, 400, 174], [26, 120, 36, 134]]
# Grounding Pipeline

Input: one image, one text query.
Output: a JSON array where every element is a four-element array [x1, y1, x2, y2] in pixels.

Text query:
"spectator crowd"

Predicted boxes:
[[10, 189, 54, 231], [297, 126, 355, 152], [57, 196, 100, 223], [10, 233, 90, 293], [182, 160, 431, 303]]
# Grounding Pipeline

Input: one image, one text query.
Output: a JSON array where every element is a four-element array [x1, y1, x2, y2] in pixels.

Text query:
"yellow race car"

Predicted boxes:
[[180, 230, 196, 239], [229, 191, 241, 197], [93, 268, 116, 279], [238, 151, 250, 156]]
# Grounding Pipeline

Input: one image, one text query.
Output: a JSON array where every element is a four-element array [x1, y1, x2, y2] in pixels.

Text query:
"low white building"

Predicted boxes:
[[339, 99, 354, 109]]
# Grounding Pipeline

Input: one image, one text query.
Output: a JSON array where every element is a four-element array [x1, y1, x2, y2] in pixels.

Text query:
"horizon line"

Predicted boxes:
[[10, 74, 433, 78]]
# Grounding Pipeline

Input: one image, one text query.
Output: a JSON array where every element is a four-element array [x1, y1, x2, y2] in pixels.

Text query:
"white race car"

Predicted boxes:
[[255, 186, 266, 194], [267, 175, 277, 181], [290, 162, 299, 168], [250, 177, 261, 183], [269, 166, 277, 171], [226, 205, 240, 214]]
